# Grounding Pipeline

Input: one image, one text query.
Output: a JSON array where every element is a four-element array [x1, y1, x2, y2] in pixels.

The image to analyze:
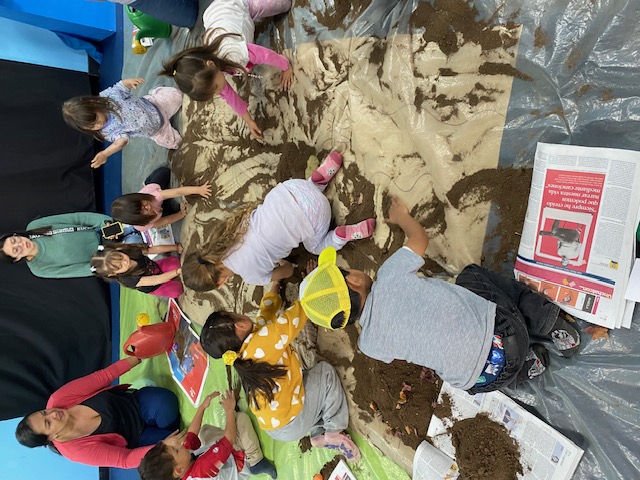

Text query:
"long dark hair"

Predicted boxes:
[[0, 226, 53, 263], [15, 414, 61, 455], [158, 32, 247, 102], [200, 311, 287, 409], [90, 243, 150, 283], [111, 193, 158, 226], [62, 96, 120, 141]]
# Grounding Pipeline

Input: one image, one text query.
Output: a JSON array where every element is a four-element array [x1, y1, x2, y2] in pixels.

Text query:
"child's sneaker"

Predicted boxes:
[[335, 218, 376, 241], [516, 344, 549, 384], [311, 151, 343, 185], [249, 458, 277, 478], [310, 431, 361, 462], [550, 313, 581, 357]]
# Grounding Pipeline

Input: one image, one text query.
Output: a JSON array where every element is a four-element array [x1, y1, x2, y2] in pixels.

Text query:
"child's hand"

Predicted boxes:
[[91, 151, 109, 169], [195, 182, 212, 199], [278, 259, 294, 279], [220, 390, 236, 413], [163, 429, 186, 447], [122, 78, 145, 89], [384, 196, 410, 225], [304, 259, 318, 277], [280, 67, 294, 91], [246, 117, 264, 141], [175, 243, 184, 254], [180, 202, 188, 217], [200, 391, 221, 409]]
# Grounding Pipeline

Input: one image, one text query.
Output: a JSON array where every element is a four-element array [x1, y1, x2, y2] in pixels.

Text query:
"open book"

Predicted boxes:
[[413, 383, 583, 479], [514, 142, 640, 328]]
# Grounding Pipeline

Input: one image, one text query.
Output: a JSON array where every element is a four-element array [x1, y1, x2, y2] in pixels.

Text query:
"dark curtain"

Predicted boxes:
[[0, 60, 111, 420]]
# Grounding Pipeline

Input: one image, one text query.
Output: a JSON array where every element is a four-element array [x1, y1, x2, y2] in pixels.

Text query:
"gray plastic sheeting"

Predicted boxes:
[[121, 1, 640, 478]]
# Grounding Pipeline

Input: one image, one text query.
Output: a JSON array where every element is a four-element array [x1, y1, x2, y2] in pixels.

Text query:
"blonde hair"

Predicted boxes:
[[182, 203, 257, 291]]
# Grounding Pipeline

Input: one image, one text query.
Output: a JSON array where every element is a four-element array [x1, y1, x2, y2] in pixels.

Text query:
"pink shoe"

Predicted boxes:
[[311, 151, 343, 185], [310, 431, 361, 462], [335, 218, 376, 241]]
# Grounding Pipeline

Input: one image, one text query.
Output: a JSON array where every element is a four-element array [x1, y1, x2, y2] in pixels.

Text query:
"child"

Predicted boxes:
[[299, 196, 582, 394], [159, 0, 294, 139], [111, 180, 212, 232], [62, 78, 183, 168], [139, 390, 277, 480], [199, 280, 361, 462], [90, 243, 184, 298], [181, 151, 376, 288]]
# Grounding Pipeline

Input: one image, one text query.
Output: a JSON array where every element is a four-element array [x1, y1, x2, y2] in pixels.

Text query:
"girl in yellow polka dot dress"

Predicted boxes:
[[200, 280, 361, 462]]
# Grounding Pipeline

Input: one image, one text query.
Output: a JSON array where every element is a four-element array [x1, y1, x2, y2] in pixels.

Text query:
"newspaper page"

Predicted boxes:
[[328, 459, 357, 480], [165, 299, 209, 406], [514, 142, 640, 328], [413, 441, 460, 480], [426, 383, 583, 480], [141, 225, 176, 260]]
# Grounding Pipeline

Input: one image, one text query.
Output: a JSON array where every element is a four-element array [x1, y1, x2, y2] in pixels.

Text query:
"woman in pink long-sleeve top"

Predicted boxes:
[[15, 357, 180, 469]]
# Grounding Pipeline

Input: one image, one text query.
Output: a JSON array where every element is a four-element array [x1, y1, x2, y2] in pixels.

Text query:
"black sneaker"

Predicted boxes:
[[516, 344, 550, 383], [249, 458, 277, 479], [550, 314, 581, 358]]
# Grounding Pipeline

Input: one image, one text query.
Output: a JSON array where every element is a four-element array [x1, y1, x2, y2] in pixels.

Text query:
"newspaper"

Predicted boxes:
[[141, 225, 176, 259], [328, 459, 357, 480], [418, 383, 583, 480], [165, 299, 209, 406], [514, 142, 640, 328]]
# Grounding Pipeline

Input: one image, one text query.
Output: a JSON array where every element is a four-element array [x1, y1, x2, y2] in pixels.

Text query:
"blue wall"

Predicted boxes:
[[0, 16, 88, 71], [0, 417, 98, 478]]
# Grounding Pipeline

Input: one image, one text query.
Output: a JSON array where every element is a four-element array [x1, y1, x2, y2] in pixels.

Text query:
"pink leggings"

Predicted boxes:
[[247, 0, 291, 19], [151, 257, 184, 298]]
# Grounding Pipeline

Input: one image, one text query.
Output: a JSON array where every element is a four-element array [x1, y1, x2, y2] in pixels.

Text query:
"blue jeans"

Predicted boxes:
[[455, 265, 559, 393], [130, 0, 199, 28], [132, 387, 180, 446]]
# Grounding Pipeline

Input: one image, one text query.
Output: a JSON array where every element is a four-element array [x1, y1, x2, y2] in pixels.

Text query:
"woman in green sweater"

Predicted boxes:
[[0, 212, 112, 278]]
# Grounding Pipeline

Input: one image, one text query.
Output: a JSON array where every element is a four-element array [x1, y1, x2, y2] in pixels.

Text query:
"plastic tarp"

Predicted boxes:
[[120, 0, 640, 478]]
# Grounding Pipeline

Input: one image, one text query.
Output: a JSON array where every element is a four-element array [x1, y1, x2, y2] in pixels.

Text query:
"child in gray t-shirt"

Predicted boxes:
[[299, 197, 581, 393]]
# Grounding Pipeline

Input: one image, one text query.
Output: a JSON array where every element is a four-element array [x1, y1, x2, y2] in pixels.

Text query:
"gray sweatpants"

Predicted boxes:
[[266, 361, 349, 441]]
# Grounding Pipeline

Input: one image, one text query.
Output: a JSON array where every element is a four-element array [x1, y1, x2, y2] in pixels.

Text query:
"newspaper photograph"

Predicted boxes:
[[413, 440, 460, 480], [425, 383, 583, 480], [165, 299, 209, 406], [514, 142, 640, 328]]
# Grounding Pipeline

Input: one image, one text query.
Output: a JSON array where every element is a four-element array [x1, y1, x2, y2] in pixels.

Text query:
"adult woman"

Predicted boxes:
[[15, 357, 180, 469], [0, 211, 112, 278]]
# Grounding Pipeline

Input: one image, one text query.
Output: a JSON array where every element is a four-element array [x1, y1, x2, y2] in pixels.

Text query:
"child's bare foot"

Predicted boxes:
[[310, 431, 361, 462], [336, 218, 376, 241], [311, 151, 343, 185]]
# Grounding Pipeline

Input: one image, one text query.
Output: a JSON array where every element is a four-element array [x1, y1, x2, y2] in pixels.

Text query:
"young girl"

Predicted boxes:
[[111, 180, 212, 232], [90, 243, 184, 298], [200, 280, 361, 462], [160, 0, 293, 140], [182, 151, 376, 288], [62, 78, 183, 168]]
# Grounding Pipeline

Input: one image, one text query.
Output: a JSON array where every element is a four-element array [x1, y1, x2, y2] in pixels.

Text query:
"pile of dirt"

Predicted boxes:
[[450, 413, 524, 480]]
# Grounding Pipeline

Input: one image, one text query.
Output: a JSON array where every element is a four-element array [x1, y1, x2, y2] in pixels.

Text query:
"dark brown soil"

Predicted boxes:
[[450, 413, 524, 480], [433, 392, 453, 419], [533, 26, 549, 48], [299, 436, 312, 453], [319, 455, 346, 478]]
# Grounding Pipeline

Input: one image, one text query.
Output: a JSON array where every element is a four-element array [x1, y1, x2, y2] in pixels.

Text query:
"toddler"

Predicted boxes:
[[63, 78, 183, 168], [160, 0, 293, 139], [299, 196, 582, 394], [90, 243, 183, 298], [182, 151, 375, 288], [111, 178, 211, 232], [139, 390, 277, 480], [199, 281, 361, 462]]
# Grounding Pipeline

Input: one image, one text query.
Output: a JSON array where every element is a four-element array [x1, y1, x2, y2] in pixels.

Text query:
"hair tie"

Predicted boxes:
[[222, 350, 238, 366], [90, 266, 97, 273], [197, 256, 207, 265], [98, 245, 105, 251], [172, 69, 177, 76]]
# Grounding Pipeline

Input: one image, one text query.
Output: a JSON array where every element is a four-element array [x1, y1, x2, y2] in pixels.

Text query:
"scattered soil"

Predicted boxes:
[[299, 436, 312, 453], [172, 0, 532, 462], [447, 168, 533, 269], [319, 455, 346, 478], [450, 413, 524, 480], [576, 84, 591, 97], [533, 26, 549, 48], [600, 88, 615, 102], [433, 392, 453, 419]]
